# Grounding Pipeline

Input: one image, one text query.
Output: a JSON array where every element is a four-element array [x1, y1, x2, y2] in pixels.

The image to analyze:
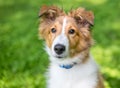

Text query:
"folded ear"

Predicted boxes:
[[69, 8, 94, 28], [39, 5, 65, 21]]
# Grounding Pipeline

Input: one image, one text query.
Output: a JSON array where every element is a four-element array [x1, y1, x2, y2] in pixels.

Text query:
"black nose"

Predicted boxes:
[[54, 44, 65, 55]]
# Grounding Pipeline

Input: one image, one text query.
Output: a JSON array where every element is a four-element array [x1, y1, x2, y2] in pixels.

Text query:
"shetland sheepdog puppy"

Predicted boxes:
[[38, 5, 104, 88]]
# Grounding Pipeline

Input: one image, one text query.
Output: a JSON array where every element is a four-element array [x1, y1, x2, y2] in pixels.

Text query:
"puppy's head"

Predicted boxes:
[[39, 5, 94, 62]]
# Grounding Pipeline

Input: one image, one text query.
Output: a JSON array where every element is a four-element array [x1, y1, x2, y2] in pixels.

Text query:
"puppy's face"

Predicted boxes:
[[39, 6, 94, 60]]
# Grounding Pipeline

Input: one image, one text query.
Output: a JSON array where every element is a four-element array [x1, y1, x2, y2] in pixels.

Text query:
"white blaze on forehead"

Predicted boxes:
[[62, 17, 67, 34], [52, 17, 68, 46]]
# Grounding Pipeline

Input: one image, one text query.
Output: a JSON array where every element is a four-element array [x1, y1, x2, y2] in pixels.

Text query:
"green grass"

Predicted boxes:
[[0, 0, 120, 88]]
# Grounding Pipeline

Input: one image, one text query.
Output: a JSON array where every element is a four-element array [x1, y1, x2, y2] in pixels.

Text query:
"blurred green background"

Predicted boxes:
[[0, 0, 120, 88]]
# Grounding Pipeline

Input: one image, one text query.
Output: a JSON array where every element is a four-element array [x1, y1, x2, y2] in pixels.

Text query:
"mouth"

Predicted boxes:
[[56, 56, 64, 58], [54, 55, 66, 59], [54, 55, 64, 59]]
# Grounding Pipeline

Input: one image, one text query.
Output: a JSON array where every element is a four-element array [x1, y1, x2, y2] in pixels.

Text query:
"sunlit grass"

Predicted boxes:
[[86, 0, 107, 5], [0, 72, 46, 88]]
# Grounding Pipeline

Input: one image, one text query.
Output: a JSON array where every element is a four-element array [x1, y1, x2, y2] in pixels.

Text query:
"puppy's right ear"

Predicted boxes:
[[39, 5, 65, 21], [69, 8, 94, 28]]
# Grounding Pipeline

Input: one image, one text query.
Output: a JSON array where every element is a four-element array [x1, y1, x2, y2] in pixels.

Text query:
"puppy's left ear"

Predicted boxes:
[[39, 5, 65, 21], [69, 8, 94, 28]]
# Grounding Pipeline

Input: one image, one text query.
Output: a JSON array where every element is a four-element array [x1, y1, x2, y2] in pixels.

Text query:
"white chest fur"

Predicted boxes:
[[47, 57, 99, 88]]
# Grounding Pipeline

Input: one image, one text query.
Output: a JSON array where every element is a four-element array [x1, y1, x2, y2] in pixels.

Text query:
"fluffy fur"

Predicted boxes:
[[39, 5, 104, 88]]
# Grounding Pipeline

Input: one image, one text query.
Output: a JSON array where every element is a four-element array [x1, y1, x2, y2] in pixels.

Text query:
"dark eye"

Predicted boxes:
[[68, 29, 75, 34], [51, 28, 56, 33]]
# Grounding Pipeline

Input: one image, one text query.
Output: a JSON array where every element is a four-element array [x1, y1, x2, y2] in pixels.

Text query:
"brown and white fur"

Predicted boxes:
[[38, 5, 104, 88]]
